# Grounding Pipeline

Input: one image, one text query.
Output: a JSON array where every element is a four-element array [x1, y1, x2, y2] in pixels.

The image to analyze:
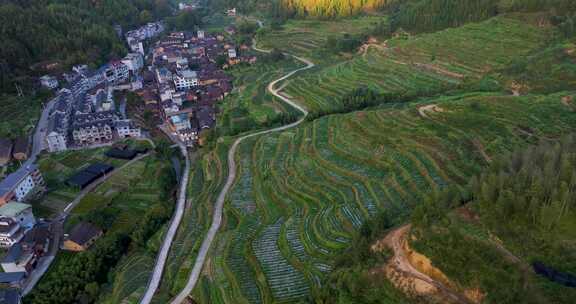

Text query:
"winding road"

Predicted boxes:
[[140, 144, 190, 304], [167, 35, 314, 303]]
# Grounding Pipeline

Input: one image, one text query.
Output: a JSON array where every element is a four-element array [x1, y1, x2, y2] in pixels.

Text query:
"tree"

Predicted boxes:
[[139, 10, 153, 24]]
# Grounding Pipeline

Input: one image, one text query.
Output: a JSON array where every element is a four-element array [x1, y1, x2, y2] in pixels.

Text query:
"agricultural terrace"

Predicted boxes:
[[282, 16, 550, 113], [189, 92, 576, 303], [69, 155, 174, 304], [148, 140, 232, 303], [256, 16, 384, 59], [33, 140, 152, 217], [218, 58, 303, 135]]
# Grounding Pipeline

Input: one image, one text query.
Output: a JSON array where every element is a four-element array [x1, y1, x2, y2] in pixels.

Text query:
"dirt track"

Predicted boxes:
[[381, 225, 473, 304]]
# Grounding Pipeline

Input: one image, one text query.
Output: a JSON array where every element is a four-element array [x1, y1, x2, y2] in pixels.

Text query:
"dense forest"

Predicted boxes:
[[0, 0, 173, 95], [389, 0, 576, 33]]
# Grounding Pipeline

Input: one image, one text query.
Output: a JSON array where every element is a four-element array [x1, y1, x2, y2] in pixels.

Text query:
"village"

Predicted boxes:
[[0, 13, 255, 300]]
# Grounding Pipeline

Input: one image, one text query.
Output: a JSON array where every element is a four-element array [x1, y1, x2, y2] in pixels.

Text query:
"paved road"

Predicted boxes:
[[140, 136, 190, 304], [21, 152, 151, 295], [168, 36, 314, 304]]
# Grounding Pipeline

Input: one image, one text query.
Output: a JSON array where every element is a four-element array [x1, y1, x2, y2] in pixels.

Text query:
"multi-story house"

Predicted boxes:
[[39, 75, 59, 89], [156, 68, 173, 84], [105, 61, 129, 84], [45, 113, 68, 153], [0, 217, 24, 248], [0, 165, 45, 205], [115, 120, 141, 139], [72, 121, 113, 146], [169, 113, 191, 132], [174, 70, 198, 90], [72, 112, 116, 146], [121, 53, 144, 72], [0, 203, 36, 230]]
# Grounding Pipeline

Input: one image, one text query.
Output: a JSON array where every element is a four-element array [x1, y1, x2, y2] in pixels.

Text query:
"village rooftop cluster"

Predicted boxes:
[[141, 27, 256, 145]]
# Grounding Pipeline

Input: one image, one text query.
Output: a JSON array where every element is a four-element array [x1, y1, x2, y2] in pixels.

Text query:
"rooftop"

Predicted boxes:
[[0, 164, 38, 197], [0, 202, 32, 218]]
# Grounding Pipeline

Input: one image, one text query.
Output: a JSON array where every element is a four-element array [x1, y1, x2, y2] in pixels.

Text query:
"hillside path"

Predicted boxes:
[[168, 26, 314, 304]]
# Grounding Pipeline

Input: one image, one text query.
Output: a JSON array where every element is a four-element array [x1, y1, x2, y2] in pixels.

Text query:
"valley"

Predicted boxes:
[[1, 1, 575, 304]]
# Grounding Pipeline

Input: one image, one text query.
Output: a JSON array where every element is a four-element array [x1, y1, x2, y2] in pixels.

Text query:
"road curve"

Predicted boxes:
[[140, 145, 190, 304], [169, 41, 314, 303]]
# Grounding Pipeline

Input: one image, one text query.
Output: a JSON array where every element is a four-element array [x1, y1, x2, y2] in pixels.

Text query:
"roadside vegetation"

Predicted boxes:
[[26, 147, 178, 304]]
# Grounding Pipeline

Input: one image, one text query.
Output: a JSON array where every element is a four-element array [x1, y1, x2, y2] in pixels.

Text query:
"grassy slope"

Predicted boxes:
[[257, 16, 384, 59], [279, 16, 550, 113], [218, 58, 303, 134], [189, 92, 576, 303], [89, 156, 173, 304]]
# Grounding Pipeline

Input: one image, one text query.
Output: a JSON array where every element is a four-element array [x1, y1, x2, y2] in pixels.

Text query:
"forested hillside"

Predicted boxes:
[[389, 0, 576, 33], [323, 130, 576, 303], [0, 0, 172, 94], [408, 134, 576, 303], [279, 0, 396, 18]]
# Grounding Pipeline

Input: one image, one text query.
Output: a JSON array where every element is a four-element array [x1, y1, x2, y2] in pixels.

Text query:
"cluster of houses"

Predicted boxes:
[[43, 54, 144, 153], [0, 199, 49, 295], [125, 21, 165, 55], [142, 29, 255, 145]]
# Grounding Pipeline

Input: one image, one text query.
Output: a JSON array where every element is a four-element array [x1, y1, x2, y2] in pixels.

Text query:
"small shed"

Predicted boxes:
[[105, 148, 137, 160], [12, 137, 29, 161], [66, 163, 114, 189], [0, 138, 13, 166], [63, 222, 103, 252], [12, 137, 30, 160]]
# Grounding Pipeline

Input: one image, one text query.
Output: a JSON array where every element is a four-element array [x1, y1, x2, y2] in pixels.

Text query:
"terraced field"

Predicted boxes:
[[282, 16, 551, 113], [66, 156, 174, 304], [186, 92, 576, 303], [148, 140, 232, 303], [219, 58, 303, 134], [257, 16, 383, 58]]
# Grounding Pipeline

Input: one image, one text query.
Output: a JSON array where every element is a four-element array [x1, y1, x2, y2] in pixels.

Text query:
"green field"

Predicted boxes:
[[80, 155, 172, 304], [0, 94, 47, 139], [170, 91, 576, 303], [257, 16, 384, 59], [280, 16, 550, 113], [148, 140, 232, 303], [218, 57, 303, 135], [33, 140, 153, 217]]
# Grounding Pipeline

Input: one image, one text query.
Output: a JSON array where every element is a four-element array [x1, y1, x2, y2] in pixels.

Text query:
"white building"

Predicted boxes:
[[0, 165, 44, 205], [121, 53, 144, 72], [115, 120, 141, 138], [105, 62, 129, 83], [39, 75, 59, 89], [176, 58, 189, 70], [228, 48, 237, 59], [197, 30, 205, 39], [46, 112, 68, 153], [173, 70, 198, 90], [0, 217, 24, 248], [46, 131, 67, 153]]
